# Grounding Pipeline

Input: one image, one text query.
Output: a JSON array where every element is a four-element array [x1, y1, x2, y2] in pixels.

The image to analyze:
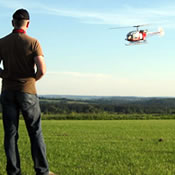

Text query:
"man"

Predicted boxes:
[[0, 9, 54, 175]]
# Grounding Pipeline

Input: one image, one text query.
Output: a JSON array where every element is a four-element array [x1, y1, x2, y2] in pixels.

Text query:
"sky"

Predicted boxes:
[[0, 0, 175, 97]]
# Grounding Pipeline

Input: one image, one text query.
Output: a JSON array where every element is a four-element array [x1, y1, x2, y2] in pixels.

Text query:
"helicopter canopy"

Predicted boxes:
[[126, 31, 140, 41], [127, 31, 139, 37]]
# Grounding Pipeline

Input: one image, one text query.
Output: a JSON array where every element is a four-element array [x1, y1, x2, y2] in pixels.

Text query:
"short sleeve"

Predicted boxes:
[[33, 40, 44, 57]]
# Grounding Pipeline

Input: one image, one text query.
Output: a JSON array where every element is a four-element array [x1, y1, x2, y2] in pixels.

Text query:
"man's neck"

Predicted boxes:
[[14, 25, 27, 31], [13, 28, 26, 34]]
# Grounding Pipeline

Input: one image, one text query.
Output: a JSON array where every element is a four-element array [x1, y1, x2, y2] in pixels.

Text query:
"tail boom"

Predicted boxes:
[[148, 27, 164, 37]]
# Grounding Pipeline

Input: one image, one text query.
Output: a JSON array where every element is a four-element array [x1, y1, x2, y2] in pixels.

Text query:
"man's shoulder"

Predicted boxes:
[[22, 34, 40, 45], [0, 33, 12, 41], [24, 34, 37, 41], [0, 33, 14, 47]]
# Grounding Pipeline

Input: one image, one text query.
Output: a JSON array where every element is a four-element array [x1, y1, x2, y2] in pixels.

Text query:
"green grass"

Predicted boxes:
[[1, 120, 175, 175]]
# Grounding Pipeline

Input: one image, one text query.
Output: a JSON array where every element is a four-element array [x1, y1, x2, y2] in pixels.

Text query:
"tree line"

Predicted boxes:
[[39, 98, 175, 115], [0, 97, 174, 115]]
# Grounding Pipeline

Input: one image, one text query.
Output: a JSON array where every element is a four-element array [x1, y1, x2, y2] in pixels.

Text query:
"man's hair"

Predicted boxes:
[[12, 9, 30, 28], [13, 9, 30, 20]]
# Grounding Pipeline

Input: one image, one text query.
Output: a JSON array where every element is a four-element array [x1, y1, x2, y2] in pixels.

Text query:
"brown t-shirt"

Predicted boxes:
[[0, 31, 43, 94]]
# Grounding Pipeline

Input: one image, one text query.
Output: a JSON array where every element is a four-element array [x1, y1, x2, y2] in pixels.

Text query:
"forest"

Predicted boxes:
[[39, 96, 175, 115]]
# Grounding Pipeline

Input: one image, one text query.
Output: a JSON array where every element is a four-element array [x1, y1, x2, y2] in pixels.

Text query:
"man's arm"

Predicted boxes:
[[34, 56, 46, 81]]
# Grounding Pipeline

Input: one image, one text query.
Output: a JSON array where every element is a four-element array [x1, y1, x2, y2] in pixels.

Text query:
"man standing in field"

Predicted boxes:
[[0, 9, 54, 175]]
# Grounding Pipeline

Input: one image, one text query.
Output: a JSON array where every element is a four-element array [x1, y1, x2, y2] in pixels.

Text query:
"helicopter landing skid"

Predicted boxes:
[[125, 40, 147, 46]]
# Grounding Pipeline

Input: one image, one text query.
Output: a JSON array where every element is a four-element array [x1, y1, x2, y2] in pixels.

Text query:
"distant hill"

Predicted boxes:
[[39, 95, 102, 100], [38, 95, 175, 117], [39, 95, 175, 104]]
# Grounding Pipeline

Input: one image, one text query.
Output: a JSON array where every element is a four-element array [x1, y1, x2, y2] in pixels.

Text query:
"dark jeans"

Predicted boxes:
[[1, 91, 49, 175]]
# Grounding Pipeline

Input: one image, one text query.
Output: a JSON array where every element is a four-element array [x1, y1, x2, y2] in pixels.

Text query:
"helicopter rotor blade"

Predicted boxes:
[[109, 24, 150, 30], [133, 24, 150, 28], [109, 26, 134, 29]]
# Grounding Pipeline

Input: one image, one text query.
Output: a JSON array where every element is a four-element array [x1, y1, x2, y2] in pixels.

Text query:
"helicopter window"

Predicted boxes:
[[127, 32, 133, 38], [127, 31, 140, 40]]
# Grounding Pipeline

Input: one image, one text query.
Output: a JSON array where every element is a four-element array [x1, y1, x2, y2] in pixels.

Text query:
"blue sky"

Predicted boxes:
[[0, 0, 175, 96]]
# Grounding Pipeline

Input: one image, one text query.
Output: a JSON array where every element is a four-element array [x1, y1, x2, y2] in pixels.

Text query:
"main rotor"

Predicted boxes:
[[109, 24, 150, 31]]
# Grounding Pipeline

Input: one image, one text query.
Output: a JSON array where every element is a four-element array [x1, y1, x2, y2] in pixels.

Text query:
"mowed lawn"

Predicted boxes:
[[0, 120, 175, 175]]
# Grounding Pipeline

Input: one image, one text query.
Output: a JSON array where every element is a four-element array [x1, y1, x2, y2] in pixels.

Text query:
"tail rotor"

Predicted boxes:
[[158, 27, 165, 36]]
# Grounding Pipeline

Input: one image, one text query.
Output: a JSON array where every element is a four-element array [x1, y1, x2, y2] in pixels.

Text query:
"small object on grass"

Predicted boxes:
[[140, 138, 143, 141], [158, 138, 163, 142]]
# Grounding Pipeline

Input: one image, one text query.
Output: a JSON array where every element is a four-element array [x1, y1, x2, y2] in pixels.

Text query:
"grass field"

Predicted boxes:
[[1, 120, 175, 175]]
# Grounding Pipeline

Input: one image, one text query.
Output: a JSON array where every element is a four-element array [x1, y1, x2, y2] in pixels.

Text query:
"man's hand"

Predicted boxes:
[[34, 56, 46, 81]]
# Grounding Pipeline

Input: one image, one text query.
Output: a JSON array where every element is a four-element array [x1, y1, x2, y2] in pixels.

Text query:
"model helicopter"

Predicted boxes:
[[110, 24, 164, 46]]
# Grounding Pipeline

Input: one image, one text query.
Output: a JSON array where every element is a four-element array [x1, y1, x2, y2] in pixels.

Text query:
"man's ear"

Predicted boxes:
[[26, 21, 30, 28]]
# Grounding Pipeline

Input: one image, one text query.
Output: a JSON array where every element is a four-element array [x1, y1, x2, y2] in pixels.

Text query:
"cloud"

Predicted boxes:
[[48, 71, 112, 79], [37, 71, 131, 95], [35, 5, 175, 26], [0, 1, 23, 9], [1, 0, 175, 27], [36, 71, 175, 96]]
